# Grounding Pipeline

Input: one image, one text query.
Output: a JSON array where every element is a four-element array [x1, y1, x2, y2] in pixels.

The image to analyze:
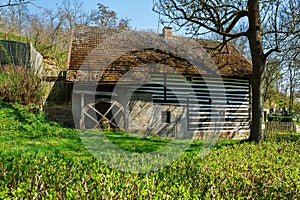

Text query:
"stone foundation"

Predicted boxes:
[[43, 98, 250, 140], [126, 101, 188, 139], [43, 101, 75, 128]]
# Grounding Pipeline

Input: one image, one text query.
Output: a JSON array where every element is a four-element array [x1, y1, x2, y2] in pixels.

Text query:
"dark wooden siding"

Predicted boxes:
[[132, 73, 250, 134]]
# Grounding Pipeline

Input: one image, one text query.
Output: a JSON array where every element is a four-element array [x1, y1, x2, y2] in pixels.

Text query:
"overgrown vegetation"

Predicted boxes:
[[267, 115, 297, 122], [0, 31, 30, 43], [0, 30, 68, 70], [0, 68, 43, 106], [0, 100, 299, 199]]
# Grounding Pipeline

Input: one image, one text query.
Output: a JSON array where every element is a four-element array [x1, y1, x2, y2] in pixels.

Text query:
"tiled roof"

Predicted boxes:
[[67, 25, 252, 82]]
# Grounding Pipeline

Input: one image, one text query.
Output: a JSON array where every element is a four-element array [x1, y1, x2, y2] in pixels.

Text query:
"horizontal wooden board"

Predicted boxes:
[[91, 73, 251, 134]]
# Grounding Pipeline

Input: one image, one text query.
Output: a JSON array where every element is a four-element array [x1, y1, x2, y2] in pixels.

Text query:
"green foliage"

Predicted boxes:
[[0, 42, 12, 65], [0, 100, 85, 155], [103, 131, 171, 153], [293, 102, 300, 115], [35, 44, 69, 70], [0, 32, 31, 43], [267, 115, 296, 122], [0, 101, 300, 199], [0, 69, 43, 106]]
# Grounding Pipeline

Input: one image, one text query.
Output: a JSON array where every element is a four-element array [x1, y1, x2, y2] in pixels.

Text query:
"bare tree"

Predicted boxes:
[[0, 0, 33, 8], [153, 0, 300, 142], [57, 0, 84, 29], [0, 1, 30, 35], [88, 3, 131, 29]]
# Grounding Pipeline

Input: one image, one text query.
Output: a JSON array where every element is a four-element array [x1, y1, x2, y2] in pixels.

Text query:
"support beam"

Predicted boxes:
[[79, 93, 85, 129]]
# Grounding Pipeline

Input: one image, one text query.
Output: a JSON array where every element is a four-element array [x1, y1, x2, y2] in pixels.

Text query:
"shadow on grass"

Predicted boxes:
[[105, 133, 171, 153], [184, 139, 244, 153], [0, 100, 39, 124], [101, 131, 244, 153], [265, 132, 300, 142]]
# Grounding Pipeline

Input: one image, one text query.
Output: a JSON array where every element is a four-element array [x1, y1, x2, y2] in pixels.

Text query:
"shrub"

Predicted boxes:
[[267, 115, 296, 122], [0, 67, 43, 106]]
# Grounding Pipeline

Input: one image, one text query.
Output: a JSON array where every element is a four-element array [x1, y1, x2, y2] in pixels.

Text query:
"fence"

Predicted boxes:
[[0, 40, 43, 74], [266, 121, 297, 132]]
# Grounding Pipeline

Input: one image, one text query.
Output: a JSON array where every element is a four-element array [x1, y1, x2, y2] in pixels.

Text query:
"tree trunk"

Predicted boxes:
[[247, 0, 266, 142], [289, 64, 294, 112]]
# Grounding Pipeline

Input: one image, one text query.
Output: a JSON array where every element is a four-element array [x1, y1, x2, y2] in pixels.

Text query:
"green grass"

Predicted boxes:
[[0, 100, 300, 199], [0, 100, 87, 157], [0, 100, 237, 155], [0, 32, 31, 43]]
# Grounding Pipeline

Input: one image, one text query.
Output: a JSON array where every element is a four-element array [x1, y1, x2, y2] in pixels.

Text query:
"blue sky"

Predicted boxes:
[[31, 0, 162, 32]]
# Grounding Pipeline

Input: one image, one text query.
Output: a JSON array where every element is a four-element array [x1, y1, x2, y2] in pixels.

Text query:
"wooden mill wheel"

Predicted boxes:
[[80, 99, 127, 130]]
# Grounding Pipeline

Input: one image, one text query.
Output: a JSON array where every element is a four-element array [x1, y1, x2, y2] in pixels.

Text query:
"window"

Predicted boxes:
[[162, 111, 171, 123], [219, 110, 226, 117], [185, 76, 193, 83]]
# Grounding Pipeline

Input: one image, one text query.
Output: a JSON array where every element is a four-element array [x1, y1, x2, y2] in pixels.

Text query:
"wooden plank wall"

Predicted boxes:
[[133, 73, 250, 134]]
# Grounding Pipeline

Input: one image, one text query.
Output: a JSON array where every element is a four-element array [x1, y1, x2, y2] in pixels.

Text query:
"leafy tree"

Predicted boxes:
[[279, 26, 300, 113], [293, 101, 300, 115], [263, 25, 299, 113], [284, 53, 300, 113], [263, 58, 282, 104], [153, 0, 300, 142]]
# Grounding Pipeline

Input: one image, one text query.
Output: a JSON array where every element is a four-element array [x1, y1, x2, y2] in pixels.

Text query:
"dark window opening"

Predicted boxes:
[[185, 76, 193, 82], [162, 111, 171, 123], [219, 110, 226, 117]]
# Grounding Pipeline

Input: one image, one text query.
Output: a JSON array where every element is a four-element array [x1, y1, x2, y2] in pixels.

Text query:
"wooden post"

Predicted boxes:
[[187, 96, 190, 131], [164, 74, 167, 101], [80, 93, 85, 129]]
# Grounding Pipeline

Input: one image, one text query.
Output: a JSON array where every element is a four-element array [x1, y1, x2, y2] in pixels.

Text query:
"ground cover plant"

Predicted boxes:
[[0, 100, 300, 199]]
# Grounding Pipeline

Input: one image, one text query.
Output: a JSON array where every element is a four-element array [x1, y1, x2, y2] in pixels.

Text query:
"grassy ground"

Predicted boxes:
[[0, 100, 300, 199], [0, 100, 239, 156]]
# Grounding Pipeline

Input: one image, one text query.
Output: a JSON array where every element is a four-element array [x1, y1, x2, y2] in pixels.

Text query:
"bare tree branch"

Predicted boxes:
[[0, 0, 32, 8], [153, 0, 299, 142], [224, 10, 248, 33], [265, 46, 281, 58]]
